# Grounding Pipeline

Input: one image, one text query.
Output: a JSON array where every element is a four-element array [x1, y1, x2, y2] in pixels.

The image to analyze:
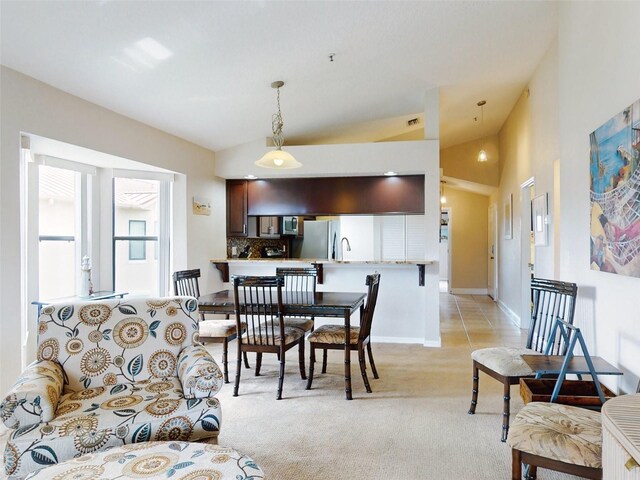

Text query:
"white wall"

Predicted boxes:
[[557, 2, 640, 393], [216, 138, 441, 346], [493, 40, 559, 325], [0, 66, 225, 392]]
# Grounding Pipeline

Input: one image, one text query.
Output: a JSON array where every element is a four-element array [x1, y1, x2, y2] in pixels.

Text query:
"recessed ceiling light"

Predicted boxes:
[[244, 174, 258, 180], [384, 171, 397, 176]]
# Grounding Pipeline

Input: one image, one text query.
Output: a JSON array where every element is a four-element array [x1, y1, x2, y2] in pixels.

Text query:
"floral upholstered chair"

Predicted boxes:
[[1, 296, 224, 478]]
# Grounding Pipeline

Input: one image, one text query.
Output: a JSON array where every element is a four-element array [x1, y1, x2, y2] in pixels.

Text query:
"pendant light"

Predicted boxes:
[[477, 100, 488, 163], [255, 81, 301, 169]]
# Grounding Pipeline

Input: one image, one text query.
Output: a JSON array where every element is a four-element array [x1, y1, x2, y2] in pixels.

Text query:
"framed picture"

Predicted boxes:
[[532, 193, 548, 246], [192, 196, 211, 216], [504, 194, 513, 239]]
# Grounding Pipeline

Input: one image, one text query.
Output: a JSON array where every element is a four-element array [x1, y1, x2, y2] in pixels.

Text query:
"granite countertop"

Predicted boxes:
[[210, 258, 433, 265]]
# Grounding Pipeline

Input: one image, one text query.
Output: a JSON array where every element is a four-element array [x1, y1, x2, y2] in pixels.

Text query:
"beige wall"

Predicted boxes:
[[441, 135, 500, 187], [0, 66, 224, 392], [444, 186, 489, 291]]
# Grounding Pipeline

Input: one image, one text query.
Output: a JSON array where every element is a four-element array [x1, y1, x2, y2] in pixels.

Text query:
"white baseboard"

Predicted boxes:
[[450, 288, 488, 295], [423, 338, 441, 348], [497, 300, 521, 327], [371, 335, 424, 345]]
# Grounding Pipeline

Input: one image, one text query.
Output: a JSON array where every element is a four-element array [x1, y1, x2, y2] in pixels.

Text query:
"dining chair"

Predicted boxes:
[[306, 272, 381, 395], [173, 268, 248, 383], [468, 277, 578, 441], [273, 267, 318, 333], [232, 275, 306, 400]]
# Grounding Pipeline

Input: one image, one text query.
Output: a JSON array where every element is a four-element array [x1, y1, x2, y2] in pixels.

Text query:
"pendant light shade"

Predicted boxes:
[[476, 100, 488, 163], [256, 81, 301, 169], [255, 148, 301, 169]]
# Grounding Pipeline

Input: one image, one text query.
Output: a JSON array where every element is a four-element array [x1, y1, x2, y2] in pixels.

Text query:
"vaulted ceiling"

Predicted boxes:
[[0, 1, 558, 152]]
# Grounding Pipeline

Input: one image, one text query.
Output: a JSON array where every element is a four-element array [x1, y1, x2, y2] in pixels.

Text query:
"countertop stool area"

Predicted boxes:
[[22, 441, 264, 480]]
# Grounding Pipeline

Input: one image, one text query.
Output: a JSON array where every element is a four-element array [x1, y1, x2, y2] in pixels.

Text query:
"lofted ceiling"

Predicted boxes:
[[0, 1, 557, 152]]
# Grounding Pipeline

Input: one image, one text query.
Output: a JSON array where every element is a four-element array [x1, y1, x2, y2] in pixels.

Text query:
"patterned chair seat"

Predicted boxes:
[[241, 327, 304, 346], [507, 402, 602, 469], [200, 319, 244, 338], [262, 317, 314, 332], [471, 347, 542, 377], [307, 325, 360, 345], [24, 441, 264, 479]]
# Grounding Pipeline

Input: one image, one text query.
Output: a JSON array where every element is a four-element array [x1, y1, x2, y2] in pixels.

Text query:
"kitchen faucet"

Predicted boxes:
[[341, 237, 351, 260]]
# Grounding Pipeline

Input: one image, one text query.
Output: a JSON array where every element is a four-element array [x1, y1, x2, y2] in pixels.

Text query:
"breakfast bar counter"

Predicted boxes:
[[209, 258, 437, 346]]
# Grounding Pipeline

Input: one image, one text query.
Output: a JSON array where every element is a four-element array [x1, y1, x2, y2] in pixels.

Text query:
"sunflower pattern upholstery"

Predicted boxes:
[[1, 296, 224, 478], [23, 441, 264, 479]]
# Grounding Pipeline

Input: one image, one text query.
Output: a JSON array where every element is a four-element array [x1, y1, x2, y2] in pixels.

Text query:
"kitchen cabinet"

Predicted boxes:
[[259, 216, 280, 237], [226, 180, 248, 237]]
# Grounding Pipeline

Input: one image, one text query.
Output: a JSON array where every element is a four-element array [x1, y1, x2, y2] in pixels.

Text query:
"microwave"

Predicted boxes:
[[282, 216, 300, 235]]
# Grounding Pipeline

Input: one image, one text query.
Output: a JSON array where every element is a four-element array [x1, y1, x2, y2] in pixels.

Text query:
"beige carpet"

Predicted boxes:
[[0, 294, 584, 479], [210, 340, 582, 478]]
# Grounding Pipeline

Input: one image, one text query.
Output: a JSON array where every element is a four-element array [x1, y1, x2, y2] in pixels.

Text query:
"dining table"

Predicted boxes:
[[197, 289, 367, 400]]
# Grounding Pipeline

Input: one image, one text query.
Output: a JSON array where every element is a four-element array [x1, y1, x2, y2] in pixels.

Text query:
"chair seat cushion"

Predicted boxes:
[[241, 327, 304, 346], [507, 402, 602, 468], [5, 378, 222, 478], [471, 347, 541, 377], [262, 317, 314, 332], [24, 441, 264, 479], [199, 319, 241, 338], [308, 324, 360, 345]]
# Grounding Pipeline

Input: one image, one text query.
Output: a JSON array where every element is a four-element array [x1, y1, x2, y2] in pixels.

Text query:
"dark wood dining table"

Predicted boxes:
[[198, 289, 367, 400]]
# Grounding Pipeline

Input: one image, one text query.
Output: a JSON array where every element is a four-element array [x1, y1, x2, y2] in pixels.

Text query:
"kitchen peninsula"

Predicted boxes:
[[210, 258, 435, 345]]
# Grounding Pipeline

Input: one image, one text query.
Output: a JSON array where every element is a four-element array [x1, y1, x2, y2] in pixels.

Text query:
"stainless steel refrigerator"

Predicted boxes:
[[293, 220, 340, 259]]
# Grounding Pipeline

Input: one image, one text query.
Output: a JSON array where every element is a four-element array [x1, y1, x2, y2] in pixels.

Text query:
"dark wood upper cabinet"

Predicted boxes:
[[246, 175, 424, 216], [226, 180, 248, 236]]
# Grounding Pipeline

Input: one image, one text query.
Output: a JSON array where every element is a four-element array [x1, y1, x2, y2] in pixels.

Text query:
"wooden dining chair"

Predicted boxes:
[[232, 275, 306, 400], [273, 267, 318, 334], [468, 278, 578, 441], [306, 273, 381, 395], [173, 268, 248, 383]]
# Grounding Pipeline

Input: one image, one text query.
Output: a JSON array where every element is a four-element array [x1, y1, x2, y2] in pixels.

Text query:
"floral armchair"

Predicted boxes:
[[1, 296, 224, 478]]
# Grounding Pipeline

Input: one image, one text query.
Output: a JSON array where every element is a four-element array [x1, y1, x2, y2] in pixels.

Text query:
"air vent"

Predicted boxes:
[[407, 118, 420, 126]]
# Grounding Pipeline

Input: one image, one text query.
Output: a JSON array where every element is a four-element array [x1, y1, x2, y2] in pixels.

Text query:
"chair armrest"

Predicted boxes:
[[1, 360, 64, 429], [177, 344, 224, 399]]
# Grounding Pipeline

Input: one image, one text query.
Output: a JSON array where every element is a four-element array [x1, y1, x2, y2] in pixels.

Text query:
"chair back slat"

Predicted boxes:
[[173, 269, 201, 298], [233, 276, 284, 347], [276, 267, 317, 315], [526, 278, 578, 354], [359, 273, 381, 341]]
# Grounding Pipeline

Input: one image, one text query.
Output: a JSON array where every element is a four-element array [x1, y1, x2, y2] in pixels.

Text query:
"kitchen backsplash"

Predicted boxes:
[[227, 237, 288, 259]]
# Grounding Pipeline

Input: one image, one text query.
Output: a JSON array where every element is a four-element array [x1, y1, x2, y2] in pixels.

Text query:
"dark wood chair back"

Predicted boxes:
[[358, 273, 381, 342], [173, 269, 202, 298], [276, 267, 317, 292], [527, 278, 578, 354], [233, 275, 285, 347]]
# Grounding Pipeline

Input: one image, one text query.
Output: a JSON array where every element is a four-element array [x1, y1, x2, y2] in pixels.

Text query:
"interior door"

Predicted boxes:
[[488, 203, 497, 300]]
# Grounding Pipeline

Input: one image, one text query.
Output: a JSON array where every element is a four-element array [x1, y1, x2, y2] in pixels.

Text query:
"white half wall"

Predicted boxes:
[[216, 138, 441, 347]]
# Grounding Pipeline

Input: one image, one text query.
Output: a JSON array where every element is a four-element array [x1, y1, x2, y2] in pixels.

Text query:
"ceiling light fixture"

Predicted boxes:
[[440, 181, 447, 204], [477, 100, 488, 163], [255, 81, 301, 169]]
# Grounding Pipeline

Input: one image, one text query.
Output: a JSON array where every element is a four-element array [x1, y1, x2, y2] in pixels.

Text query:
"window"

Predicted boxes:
[[38, 165, 80, 299], [113, 174, 171, 296], [128, 220, 147, 260]]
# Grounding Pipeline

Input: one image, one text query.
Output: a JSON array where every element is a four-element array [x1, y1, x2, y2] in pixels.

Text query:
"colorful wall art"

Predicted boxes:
[[590, 98, 640, 277]]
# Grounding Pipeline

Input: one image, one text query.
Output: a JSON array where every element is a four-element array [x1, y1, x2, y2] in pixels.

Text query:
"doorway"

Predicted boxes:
[[439, 208, 450, 292], [520, 178, 535, 327], [488, 203, 498, 300]]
